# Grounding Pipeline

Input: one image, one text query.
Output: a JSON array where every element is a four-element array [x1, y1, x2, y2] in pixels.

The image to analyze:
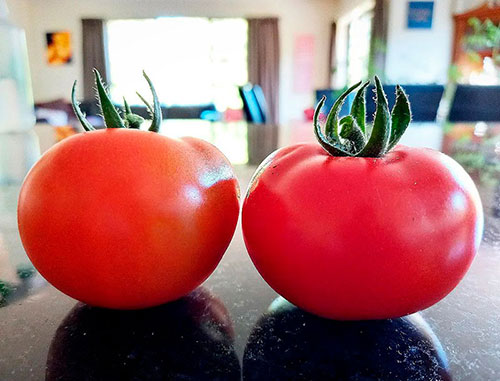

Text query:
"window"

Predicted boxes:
[[346, 10, 373, 85], [106, 17, 248, 111]]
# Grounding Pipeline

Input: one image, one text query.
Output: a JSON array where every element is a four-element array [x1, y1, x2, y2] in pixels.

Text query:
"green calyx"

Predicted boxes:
[[71, 69, 162, 132], [314, 76, 411, 158]]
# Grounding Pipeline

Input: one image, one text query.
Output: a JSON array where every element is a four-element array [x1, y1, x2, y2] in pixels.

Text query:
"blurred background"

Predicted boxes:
[[2, 0, 499, 165], [3, 0, 498, 210]]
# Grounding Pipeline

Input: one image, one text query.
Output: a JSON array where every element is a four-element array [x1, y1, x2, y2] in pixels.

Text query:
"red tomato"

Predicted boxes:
[[18, 129, 239, 309], [242, 144, 483, 320]]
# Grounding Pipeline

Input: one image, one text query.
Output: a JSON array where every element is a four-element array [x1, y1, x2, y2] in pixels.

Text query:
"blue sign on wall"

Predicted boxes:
[[407, 1, 434, 29]]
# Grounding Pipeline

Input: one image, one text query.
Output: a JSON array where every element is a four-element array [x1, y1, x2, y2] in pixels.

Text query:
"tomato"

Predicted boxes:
[[17, 71, 239, 309], [242, 77, 483, 320]]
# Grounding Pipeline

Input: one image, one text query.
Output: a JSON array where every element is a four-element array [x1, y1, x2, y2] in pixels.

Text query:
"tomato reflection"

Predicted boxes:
[[46, 287, 240, 380], [243, 297, 451, 381]]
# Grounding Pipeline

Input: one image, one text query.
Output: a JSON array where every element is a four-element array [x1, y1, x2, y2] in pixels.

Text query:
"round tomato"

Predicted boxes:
[[17, 71, 239, 309], [242, 78, 483, 320]]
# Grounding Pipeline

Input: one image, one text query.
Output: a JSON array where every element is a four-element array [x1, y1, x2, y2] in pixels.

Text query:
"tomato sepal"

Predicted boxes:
[[314, 75, 412, 158], [71, 70, 163, 132]]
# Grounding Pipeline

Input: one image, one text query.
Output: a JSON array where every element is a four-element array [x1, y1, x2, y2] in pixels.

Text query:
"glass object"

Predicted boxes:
[[0, 0, 39, 184]]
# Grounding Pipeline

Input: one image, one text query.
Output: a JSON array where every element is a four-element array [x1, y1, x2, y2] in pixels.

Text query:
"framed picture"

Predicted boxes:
[[46, 31, 72, 65], [407, 1, 434, 29]]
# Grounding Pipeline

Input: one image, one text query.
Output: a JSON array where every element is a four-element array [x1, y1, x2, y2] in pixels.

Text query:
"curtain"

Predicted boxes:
[[328, 22, 337, 86], [369, 0, 388, 79], [247, 123, 279, 165], [247, 18, 280, 125], [82, 19, 108, 100]]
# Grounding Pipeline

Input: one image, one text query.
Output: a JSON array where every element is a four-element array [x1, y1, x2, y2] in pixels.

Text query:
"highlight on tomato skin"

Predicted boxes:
[[17, 70, 240, 309], [241, 77, 484, 320]]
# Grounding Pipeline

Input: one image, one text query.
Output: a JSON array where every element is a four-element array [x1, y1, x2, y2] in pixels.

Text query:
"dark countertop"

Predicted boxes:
[[1, 122, 500, 380]]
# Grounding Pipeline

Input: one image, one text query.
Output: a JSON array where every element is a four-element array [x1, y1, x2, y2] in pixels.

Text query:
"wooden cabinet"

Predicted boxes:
[[452, 2, 500, 79]]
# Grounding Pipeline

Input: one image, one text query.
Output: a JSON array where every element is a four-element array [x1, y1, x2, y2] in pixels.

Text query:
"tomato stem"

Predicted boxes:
[[71, 69, 163, 132], [313, 97, 352, 157], [71, 81, 95, 132], [387, 85, 412, 151], [94, 69, 125, 129], [357, 76, 391, 157], [338, 115, 366, 153], [123, 97, 144, 129], [142, 71, 162, 133], [313, 75, 412, 158], [325, 81, 361, 141], [350, 81, 370, 133]]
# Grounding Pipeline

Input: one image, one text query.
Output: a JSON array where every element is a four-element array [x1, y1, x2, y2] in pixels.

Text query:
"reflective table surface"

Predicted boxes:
[[0, 120, 499, 380]]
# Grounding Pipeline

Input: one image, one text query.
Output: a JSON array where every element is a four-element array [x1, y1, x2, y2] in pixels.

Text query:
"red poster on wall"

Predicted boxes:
[[293, 35, 315, 93]]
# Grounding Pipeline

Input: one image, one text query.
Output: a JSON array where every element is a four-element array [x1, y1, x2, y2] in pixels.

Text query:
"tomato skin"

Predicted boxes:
[[18, 129, 239, 309], [242, 144, 483, 320]]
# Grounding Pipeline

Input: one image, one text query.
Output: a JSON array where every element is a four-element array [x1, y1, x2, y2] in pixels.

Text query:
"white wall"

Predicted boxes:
[[4, 0, 29, 26], [7, 0, 342, 124], [454, 0, 484, 13], [385, 0, 485, 84], [330, 0, 486, 86], [385, 0, 454, 84]]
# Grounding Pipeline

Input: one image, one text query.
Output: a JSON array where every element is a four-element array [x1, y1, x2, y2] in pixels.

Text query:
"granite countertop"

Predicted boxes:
[[1, 123, 500, 380]]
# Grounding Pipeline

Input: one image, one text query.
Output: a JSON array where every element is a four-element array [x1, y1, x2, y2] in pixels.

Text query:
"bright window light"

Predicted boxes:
[[106, 17, 248, 111], [346, 11, 373, 85]]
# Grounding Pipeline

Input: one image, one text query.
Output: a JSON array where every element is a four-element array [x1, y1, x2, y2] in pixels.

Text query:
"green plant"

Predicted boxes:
[[465, 17, 500, 66], [451, 136, 500, 186]]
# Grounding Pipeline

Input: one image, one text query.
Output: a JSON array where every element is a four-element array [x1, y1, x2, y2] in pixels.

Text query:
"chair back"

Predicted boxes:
[[315, 89, 351, 117], [364, 84, 444, 122], [448, 85, 500, 122], [239, 84, 266, 124], [316, 85, 444, 123]]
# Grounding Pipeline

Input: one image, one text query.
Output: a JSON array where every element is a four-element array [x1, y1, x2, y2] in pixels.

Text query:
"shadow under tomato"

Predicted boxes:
[[46, 287, 240, 381], [243, 297, 451, 381]]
